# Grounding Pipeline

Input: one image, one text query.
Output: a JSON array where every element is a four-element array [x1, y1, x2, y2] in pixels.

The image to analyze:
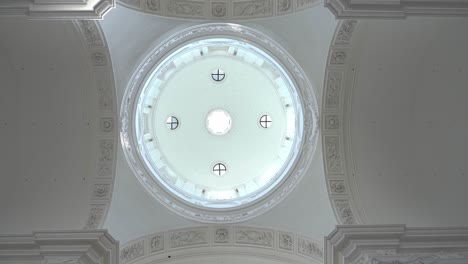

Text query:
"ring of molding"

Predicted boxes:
[[321, 20, 366, 225], [120, 225, 323, 264], [73, 20, 118, 230], [118, 0, 320, 20], [120, 23, 319, 223]]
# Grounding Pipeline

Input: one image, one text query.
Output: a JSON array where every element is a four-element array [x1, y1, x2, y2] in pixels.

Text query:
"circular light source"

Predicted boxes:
[[206, 109, 231, 135]]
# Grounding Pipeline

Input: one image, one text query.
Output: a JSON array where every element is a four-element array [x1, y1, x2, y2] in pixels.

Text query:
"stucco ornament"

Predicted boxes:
[[121, 23, 318, 223]]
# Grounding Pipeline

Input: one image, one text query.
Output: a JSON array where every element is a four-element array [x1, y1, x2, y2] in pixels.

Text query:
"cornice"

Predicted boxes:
[[0, 0, 115, 19]]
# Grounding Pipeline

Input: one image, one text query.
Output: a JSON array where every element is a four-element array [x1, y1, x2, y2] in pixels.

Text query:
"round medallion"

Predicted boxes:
[[121, 24, 318, 222]]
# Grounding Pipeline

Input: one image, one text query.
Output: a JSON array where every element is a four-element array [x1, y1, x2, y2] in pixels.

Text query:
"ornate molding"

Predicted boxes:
[[325, 225, 468, 264], [120, 23, 319, 223], [73, 20, 118, 230], [120, 226, 323, 264], [118, 0, 319, 20], [0, 230, 118, 264], [325, 0, 468, 19], [321, 20, 363, 225], [0, 0, 114, 19]]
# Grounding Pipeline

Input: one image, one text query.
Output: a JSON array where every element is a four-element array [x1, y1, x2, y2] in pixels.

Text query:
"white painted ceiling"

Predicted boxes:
[[0, 19, 97, 233], [346, 17, 468, 226], [100, 5, 338, 244]]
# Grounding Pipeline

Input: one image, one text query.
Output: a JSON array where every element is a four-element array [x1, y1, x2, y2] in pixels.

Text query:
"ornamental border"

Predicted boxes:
[[321, 20, 365, 225], [120, 225, 324, 264], [118, 0, 320, 20], [72, 20, 118, 230]]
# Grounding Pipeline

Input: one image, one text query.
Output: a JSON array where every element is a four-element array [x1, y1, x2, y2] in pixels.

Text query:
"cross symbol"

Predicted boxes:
[[166, 116, 179, 130], [211, 69, 225, 82], [213, 163, 227, 176], [259, 115, 272, 128]]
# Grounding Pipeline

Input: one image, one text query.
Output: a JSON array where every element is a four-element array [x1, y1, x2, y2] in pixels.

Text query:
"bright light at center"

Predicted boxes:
[[207, 109, 232, 136]]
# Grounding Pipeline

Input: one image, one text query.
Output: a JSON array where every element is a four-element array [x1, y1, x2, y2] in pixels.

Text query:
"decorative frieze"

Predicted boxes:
[[279, 232, 293, 251], [91, 52, 108, 66], [233, 0, 273, 17], [150, 234, 164, 252], [212, 2, 227, 17], [324, 114, 339, 130], [167, 0, 206, 17], [329, 180, 346, 194], [329, 50, 347, 65], [324, 136, 343, 174], [214, 228, 229, 243], [100, 118, 114, 133], [92, 183, 111, 199], [84, 204, 106, 229], [334, 200, 355, 224], [121, 226, 323, 264], [235, 229, 274, 247], [334, 20, 357, 45], [147, 0, 161, 11], [277, 0, 292, 13], [120, 240, 144, 264], [324, 71, 343, 109], [170, 230, 208, 248], [79, 21, 104, 47], [98, 139, 114, 177], [298, 237, 323, 258]]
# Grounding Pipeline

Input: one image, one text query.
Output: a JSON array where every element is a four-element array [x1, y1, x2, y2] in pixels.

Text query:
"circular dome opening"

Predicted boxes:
[[121, 24, 318, 222], [207, 110, 232, 136]]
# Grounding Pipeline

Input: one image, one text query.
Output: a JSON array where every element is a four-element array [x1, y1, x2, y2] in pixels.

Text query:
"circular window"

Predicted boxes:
[[121, 24, 318, 223]]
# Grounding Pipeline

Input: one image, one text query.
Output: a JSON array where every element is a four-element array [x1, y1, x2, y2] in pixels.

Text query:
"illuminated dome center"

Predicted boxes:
[[207, 109, 232, 136], [121, 24, 318, 222]]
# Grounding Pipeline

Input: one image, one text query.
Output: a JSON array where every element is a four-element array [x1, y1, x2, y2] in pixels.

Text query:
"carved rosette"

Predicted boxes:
[[321, 20, 361, 225], [74, 20, 117, 229], [117, 0, 319, 19]]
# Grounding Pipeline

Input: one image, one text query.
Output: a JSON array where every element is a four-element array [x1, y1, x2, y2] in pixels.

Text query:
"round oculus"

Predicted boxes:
[[121, 24, 318, 223]]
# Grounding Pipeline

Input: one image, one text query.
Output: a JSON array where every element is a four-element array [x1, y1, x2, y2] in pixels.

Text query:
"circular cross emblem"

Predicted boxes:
[[213, 163, 227, 176], [166, 116, 179, 130], [211, 69, 225, 82], [259, 115, 272, 128]]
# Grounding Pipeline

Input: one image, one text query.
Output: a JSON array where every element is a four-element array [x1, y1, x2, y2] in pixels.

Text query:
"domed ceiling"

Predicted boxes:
[[100, 4, 338, 244]]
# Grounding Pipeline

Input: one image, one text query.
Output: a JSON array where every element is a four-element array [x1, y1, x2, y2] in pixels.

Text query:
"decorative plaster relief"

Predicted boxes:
[[324, 136, 343, 174], [321, 20, 363, 225], [84, 204, 107, 229], [334, 20, 357, 45], [167, 0, 206, 17], [329, 50, 347, 65], [170, 230, 208, 248], [147, 0, 161, 10], [329, 180, 346, 194], [296, 0, 313, 10], [279, 233, 293, 251], [79, 21, 104, 47], [98, 140, 114, 177], [92, 184, 111, 199], [150, 234, 164, 252], [212, 2, 227, 17], [233, 0, 273, 17], [334, 200, 355, 224], [325, 114, 339, 130], [121, 240, 144, 264], [100, 118, 114, 133], [91, 52, 108, 66], [235, 229, 274, 247], [298, 237, 323, 258], [121, 226, 323, 264], [96, 72, 114, 112], [325, 71, 343, 109], [214, 228, 229, 243], [277, 0, 292, 13]]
